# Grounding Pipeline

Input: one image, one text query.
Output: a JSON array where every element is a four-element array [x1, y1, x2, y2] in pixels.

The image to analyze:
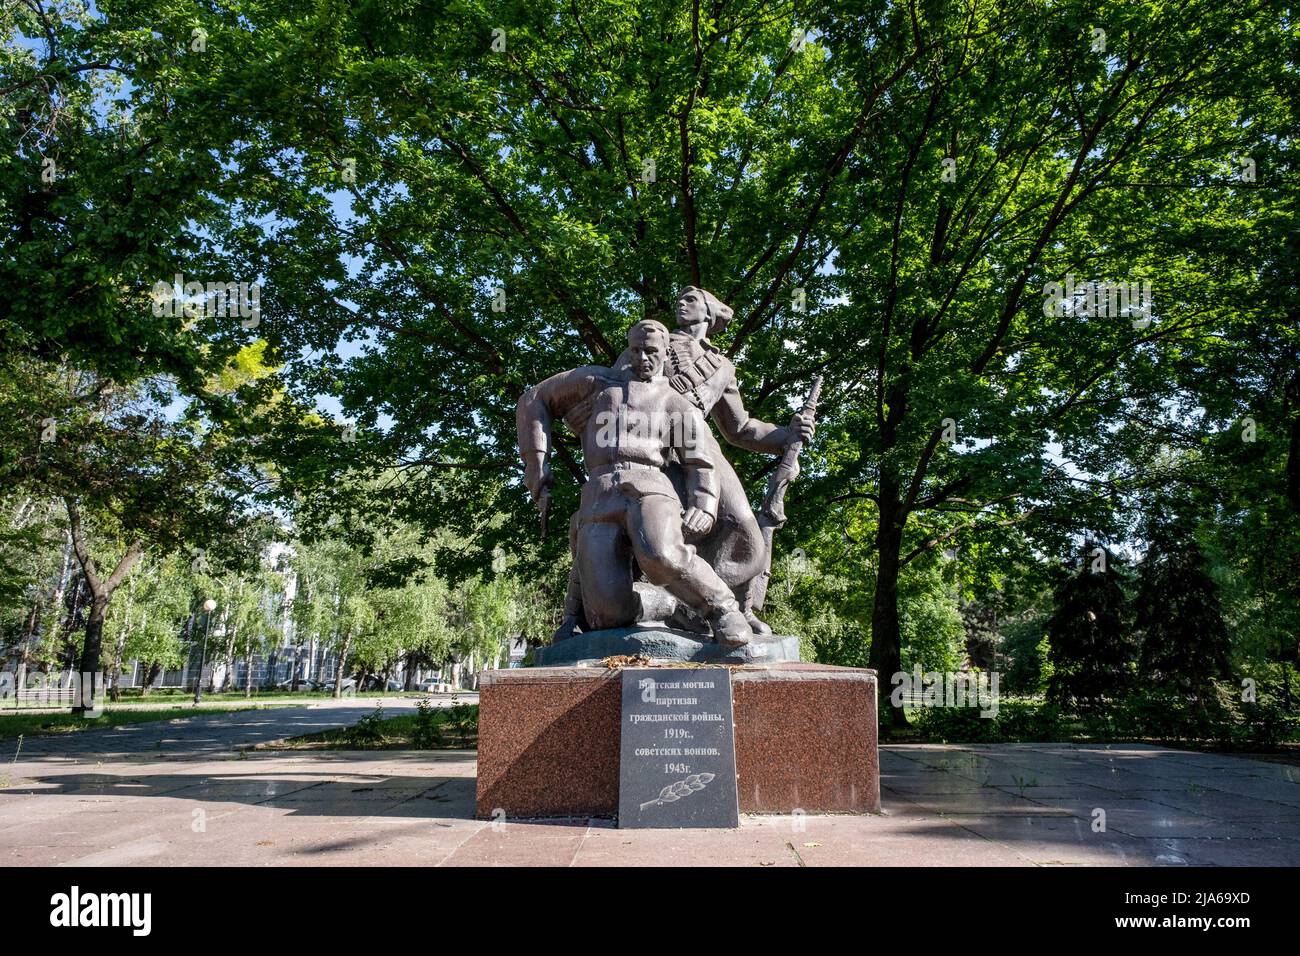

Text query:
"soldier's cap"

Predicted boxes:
[[627, 318, 671, 349], [675, 286, 734, 335]]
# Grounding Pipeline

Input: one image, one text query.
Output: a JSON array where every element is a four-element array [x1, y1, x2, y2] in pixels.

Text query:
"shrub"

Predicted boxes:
[[912, 704, 1001, 743], [993, 700, 1065, 741], [912, 698, 1064, 743], [447, 698, 478, 747], [908, 684, 1300, 748], [411, 699, 446, 749], [345, 702, 388, 746]]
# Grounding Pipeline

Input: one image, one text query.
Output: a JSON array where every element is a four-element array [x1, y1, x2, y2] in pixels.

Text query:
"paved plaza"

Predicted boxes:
[[2, 705, 1298, 866]]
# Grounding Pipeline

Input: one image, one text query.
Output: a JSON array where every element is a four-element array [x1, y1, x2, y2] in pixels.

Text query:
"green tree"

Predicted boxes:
[[5, 366, 249, 701], [103, 552, 194, 699], [4, 0, 1293, 734], [0, 496, 72, 684], [899, 564, 966, 675], [1, 0, 255, 388], [1046, 544, 1132, 708], [1134, 518, 1232, 697]]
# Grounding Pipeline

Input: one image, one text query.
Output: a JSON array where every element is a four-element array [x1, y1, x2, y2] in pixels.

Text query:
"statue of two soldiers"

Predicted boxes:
[[516, 287, 815, 652]]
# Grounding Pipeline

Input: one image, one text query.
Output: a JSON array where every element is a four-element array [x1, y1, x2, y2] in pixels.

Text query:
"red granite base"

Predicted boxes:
[[474, 662, 879, 820]]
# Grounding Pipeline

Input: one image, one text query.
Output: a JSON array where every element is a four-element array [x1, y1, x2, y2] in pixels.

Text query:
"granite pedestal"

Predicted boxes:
[[474, 662, 879, 821]]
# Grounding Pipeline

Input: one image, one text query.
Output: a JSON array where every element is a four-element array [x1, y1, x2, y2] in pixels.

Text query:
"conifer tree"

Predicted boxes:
[[1047, 544, 1133, 708], [1135, 519, 1232, 697]]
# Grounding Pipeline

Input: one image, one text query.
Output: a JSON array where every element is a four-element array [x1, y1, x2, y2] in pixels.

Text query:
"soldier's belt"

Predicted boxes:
[[588, 461, 660, 478]]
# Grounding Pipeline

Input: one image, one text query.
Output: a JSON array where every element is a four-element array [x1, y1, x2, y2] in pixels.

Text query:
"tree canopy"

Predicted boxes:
[[2, 0, 1295, 730]]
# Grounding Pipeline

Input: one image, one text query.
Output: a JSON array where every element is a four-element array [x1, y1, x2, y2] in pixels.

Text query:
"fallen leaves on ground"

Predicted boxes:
[[602, 655, 652, 668]]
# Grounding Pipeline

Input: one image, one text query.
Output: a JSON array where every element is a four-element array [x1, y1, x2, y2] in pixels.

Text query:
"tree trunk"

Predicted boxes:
[[209, 606, 229, 694], [291, 642, 302, 693], [17, 599, 38, 691], [141, 660, 161, 697], [1282, 634, 1293, 711], [79, 594, 107, 675], [221, 617, 238, 694], [65, 498, 144, 714], [109, 575, 135, 703], [244, 642, 254, 698], [180, 611, 195, 689], [21, 598, 39, 645], [1287, 402, 1299, 510], [48, 529, 73, 658], [333, 630, 353, 699], [868, 478, 908, 733], [78, 594, 109, 712], [109, 632, 126, 702]]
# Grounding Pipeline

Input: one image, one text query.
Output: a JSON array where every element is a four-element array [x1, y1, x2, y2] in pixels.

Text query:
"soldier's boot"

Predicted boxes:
[[734, 576, 773, 635], [710, 607, 753, 649], [662, 557, 751, 649], [552, 614, 582, 641]]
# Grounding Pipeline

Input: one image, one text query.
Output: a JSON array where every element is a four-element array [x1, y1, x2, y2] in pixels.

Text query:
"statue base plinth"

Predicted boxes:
[[474, 662, 880, 820], [531, 626, 801, 667]]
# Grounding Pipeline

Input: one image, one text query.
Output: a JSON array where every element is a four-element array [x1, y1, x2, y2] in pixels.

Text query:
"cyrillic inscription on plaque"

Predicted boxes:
[[617, 667, 740, 828]]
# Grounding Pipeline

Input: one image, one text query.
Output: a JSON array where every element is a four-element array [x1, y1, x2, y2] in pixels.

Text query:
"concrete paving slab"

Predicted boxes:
[[1152, 836, 1300, 867], [936, 813, 1158, 865], [5, 696, 459, 761], [1013, 797, 1270, 838], [886, 787, 1076, 817], [4, 731, 1296, 866], [441, 821, 590, 867]]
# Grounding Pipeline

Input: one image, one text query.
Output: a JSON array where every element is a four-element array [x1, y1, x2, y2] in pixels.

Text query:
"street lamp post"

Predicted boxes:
[[194, 598, 217, 705]]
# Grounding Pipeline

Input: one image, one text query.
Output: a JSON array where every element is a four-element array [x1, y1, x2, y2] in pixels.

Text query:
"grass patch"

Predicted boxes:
[[896, 690, 1300, 754], [102, 688, 418, 702], [265, 699, 479, 751], [0, 688, 442, 714]]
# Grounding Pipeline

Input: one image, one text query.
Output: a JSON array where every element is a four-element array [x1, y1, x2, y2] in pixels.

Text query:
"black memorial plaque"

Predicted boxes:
[[617, 667, 740, 828]]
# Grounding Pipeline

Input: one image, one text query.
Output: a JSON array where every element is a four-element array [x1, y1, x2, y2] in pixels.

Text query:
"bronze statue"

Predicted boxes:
[[517, 290, 818, 663], [550, 288, 814, 638], [517, 320, 754, 648]]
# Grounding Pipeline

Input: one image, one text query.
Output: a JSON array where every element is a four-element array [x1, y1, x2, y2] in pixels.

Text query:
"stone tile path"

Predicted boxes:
[[3, 727, 1296, 865]]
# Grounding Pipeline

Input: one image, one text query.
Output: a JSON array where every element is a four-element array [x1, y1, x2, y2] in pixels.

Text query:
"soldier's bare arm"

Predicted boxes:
[[516, 366, 605, 501]]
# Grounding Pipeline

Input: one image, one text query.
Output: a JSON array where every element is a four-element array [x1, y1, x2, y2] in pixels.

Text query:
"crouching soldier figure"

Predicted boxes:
[[516, 319, 753, 648]]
